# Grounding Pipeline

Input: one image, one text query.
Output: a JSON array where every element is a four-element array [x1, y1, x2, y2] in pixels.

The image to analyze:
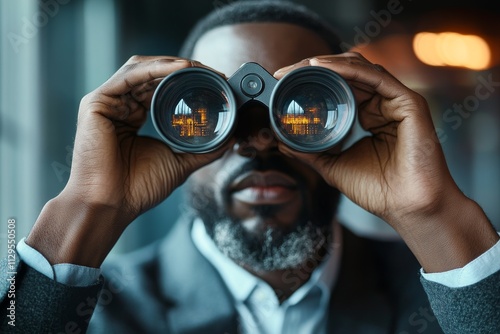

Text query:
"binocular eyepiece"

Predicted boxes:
[[151, 62, 356, 153]]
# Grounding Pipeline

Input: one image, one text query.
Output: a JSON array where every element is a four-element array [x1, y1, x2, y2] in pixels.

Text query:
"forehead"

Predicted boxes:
[[191, 22, 332, 76]]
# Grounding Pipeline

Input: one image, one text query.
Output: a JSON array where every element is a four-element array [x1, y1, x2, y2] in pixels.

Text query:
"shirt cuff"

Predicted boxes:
[[17, 237, 101, 287], [421, 233, 500, 288]]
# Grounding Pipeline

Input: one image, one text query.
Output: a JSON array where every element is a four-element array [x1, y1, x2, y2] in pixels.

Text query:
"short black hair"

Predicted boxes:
[[179, 0, 343, 58]]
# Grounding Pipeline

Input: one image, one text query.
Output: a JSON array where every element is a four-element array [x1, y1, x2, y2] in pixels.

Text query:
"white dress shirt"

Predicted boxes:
[[191, 218, 342, 334]]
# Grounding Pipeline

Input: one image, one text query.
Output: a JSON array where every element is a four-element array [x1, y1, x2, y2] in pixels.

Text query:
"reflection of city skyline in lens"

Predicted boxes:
[[279, 100, 322, 135], [172, 99, 210, 137], [278, 85, 338, 141], [169, 90, 230, 145]]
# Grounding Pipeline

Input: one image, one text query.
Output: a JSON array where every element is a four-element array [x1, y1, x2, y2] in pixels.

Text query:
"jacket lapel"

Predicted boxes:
[[158, 215, 239, 334], [327, 226, 394, 334]]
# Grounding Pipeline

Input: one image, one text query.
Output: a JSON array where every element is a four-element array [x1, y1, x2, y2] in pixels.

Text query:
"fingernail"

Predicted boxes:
[[312, 57, 332, 63], [275, 64, 295, 73]]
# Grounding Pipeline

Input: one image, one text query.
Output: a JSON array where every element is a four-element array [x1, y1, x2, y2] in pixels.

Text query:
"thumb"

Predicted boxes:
[[277, 142, 341, 189], [178, 138, 237, 173]]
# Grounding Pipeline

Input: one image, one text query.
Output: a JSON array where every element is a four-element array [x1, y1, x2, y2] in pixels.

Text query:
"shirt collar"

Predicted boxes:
[[191, 218, 342, 305]]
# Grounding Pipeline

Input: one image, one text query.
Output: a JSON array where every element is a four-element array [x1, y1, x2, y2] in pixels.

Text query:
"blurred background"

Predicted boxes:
[[1, 0, 499, 259]]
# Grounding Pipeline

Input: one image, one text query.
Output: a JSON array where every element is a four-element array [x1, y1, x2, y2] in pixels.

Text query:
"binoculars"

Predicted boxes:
[[151, 62, 356, 153]]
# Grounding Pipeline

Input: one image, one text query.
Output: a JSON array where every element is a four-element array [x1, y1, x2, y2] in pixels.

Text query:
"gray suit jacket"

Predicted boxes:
[[1, 215, 500, 333]]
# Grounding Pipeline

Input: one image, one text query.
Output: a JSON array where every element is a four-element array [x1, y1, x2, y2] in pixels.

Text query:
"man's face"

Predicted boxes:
[[187, 23, 340, 271]]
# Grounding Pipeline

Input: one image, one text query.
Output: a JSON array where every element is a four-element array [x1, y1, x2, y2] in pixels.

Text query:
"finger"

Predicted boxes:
[[277, 142, 340, 188], [309, 54, 435, 133], [81, 57, 229, 128], [310, 57, 403, 98], [273, 58, 312, 78], [122, 55, 227, 77], [274, 53, 402, 132], [129, 78, 164, 110], [100, 57, 226, 98], [273, 52, 372, 78], [280, 52, 400, 100], [344, 80, 377, 106], [275, 53, 388, 103], [177, 137, 238, 174], [99, 58, 193, 97], [356, 94, 395, 134]]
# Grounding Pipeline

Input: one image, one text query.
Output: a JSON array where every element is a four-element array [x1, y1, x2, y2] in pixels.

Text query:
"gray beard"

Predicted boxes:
[[185, 179, 335, 272], [184, 155, 340, 272], [210, 218, 329, 272]]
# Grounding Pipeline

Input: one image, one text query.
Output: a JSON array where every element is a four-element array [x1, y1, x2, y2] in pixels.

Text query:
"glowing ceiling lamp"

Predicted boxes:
[[413, 32, 491, 70]]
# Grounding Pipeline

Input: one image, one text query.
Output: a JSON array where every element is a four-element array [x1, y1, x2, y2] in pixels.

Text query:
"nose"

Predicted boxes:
[[233, 102, 279, 157]]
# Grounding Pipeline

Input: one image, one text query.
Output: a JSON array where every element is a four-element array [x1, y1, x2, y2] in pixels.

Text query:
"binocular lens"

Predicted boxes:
[[152, 69, 236, 152], [270, 67, 356, 152], [152, 63, 355, 153]]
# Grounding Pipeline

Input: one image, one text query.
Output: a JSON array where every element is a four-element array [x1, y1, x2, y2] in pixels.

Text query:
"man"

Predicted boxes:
[[1, 1, 499, 333]]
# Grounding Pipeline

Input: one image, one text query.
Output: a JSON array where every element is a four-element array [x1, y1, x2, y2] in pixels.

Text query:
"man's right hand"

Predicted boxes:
[[25, 56, 228, 267]]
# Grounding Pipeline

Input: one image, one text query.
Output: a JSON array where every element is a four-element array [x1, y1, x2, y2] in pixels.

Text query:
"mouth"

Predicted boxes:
[[229, 171, 299, 205]]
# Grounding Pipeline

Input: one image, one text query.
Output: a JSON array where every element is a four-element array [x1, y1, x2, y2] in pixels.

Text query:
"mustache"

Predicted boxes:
[[222, 152, 309, 192]]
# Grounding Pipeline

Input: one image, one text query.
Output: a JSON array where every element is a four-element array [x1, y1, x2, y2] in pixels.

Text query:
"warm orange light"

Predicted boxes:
[[172, 108, 210, 137], [413, 32, 445, 66], [280, 115, 322, 135], [280, 115, 321, 125], [413, 32, 491, 70]]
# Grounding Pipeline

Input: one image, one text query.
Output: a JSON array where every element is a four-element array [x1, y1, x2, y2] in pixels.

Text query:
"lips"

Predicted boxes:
[[229, 171, 299, 205]]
